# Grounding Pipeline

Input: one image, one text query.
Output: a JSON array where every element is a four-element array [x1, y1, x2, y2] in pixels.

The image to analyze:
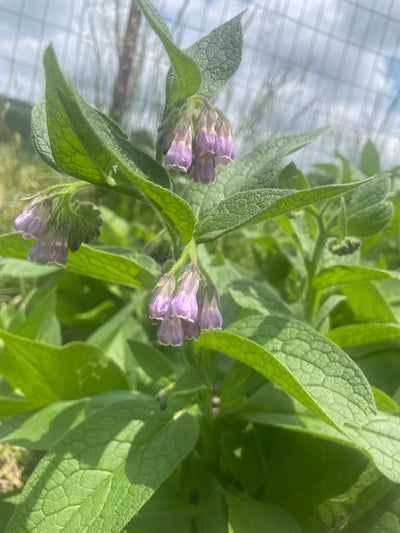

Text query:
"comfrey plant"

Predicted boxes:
[[1, 2, 400, 533]]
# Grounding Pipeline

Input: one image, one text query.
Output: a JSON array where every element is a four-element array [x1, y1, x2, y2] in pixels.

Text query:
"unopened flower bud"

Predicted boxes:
[[193, 151, 215, 184], [199, 286, 222, 331], [215, 116, 235, 166], [149, 274, 176, 320], [157, 317, 184, 346], [170, 265, 200, 322], [329, 237, 362, 256], [13, 199, 51, 239], [165, 116, 194, 174], [28, 225, 69, 266], [196, 104, 218, 154]]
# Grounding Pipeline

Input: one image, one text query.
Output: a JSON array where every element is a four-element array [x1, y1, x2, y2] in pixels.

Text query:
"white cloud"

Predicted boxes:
[[1, 0, 400, 167]]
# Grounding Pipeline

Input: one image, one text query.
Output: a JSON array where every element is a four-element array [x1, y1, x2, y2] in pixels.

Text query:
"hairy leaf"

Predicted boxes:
[[5, 399, 199, 533], [0, 233, 159, 288]]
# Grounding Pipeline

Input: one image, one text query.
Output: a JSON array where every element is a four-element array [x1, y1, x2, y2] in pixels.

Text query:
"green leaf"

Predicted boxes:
[[171, 363, 211, 398], [135, 0, 201, 107], [123, 481, 194, 533], [5, 399, 199, 533], [0, 399, 88, 450], [327, 323, 400, 347], [31, 100, 62, 172], [0, 391, 145, 450], [181, 12, 243, 101], [128, 341, 174, 383], [184, 128, 328, 219], [347, 201, 394, 238], [346, 173, 389, 215], [360, 139, 380, 176], [0, 329, 128, 407], [194, 180, 373, 242], [371, 386, 399, 415], [198, 315, 376, 434], [313, 265, 400, 292], [240, 383, 400, 483], [0, 258, 58, 278], [341, 282, 396, 324], [226, 491, 302, 533], [42, 44, 195, 244], [343, 484, 400, 533], [228, 279, 292, 316], [12, 288, 61, 345], [0, 233, 159, 288]]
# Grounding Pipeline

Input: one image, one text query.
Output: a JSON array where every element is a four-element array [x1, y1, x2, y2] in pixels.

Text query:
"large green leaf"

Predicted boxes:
[[41, 45, 195, 244], [228, 279, 292, 316], [226, 491, 302, 533], [184, 128, 328, 219], [0, 329, 128, 407], [194, 180, 373, 242], [135, 0, 201, 107], [360, 139, 380, 176], [0, 233, 159, 288], [313, 265, 400, 292], [197, 315, 376, 434], [240, 383, 400, 483], [327, 323, 400, 347], [0, 391, 145, 450], [182, 13, 243, 101], [4, 398, 199, 533]]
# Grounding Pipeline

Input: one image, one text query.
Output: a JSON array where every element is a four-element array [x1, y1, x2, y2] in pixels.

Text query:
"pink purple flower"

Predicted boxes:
[[157, 317, 184, 346], [215, 117, 235, 166], [165, 116, 194, 173], [13, 200, 51, 239], [193, 151, 216, 184], [196, 104, 218, 154], [27, 226, 69, 266], [199, 288, 223, 331], [170, 265, 200, 322], [149, 274, 176, 320]]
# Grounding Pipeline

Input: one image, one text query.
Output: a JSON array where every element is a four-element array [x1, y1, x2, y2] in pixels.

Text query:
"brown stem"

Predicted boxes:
[[109, 0, 141, 124]]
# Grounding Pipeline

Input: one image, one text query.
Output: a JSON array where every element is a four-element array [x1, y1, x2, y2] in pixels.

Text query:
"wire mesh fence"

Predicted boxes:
[[1, 0, 400, 168]]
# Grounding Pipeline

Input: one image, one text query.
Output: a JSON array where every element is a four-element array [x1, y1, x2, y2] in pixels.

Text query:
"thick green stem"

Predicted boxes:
[[304, 215, 328, 324]]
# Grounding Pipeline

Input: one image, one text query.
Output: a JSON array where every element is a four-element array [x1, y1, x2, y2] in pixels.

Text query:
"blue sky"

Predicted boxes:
[[1, 0, 400, 166]]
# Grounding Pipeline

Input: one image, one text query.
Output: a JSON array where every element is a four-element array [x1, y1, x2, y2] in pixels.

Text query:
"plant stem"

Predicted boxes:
[[304, 214, 328, 324]]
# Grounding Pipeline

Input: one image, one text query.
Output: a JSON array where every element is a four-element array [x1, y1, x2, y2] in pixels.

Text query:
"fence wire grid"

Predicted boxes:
[[1, 0, 400, 168]]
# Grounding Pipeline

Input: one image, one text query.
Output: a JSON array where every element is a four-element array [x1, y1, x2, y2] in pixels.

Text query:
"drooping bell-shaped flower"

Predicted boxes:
[[199, 286, 222, 331], [149, 274, 176, 321], [183, 317, 201, 341], [28, 225, 69, 266], [157, 317, 184, 346], [13, 199, 51, 240], [170, 264, 200, 322], [165, 115, 194, 174], [215, 116, 235, 166], [193, 151, 215, 184], [196, 104, 218, 154]]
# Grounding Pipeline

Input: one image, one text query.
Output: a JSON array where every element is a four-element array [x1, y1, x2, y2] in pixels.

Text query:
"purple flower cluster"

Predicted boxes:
[[13, 200, 69, 266], [13, 197, 103, 267], [149, 266, 222, 347], [164, 100, 235, 184]]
